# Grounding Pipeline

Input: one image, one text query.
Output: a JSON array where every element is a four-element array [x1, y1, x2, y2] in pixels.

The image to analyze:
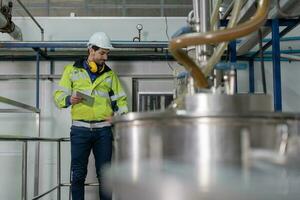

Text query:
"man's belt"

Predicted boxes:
[[72, 120, 111, 129]]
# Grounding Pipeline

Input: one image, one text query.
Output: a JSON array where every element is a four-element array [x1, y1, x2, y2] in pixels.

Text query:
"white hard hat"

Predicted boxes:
[[87, 32, 113, 49]]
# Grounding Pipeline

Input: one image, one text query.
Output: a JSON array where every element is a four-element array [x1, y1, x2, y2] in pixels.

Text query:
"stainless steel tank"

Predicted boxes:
[[112, 94, 287, 166], [109, 94, 300, 200]]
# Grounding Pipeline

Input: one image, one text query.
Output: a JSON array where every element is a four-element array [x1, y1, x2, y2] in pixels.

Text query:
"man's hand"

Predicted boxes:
[[70, 94, 83, 105]]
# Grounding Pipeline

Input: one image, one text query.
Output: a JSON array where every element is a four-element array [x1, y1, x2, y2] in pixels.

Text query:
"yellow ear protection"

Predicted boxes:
[[88, 61, 105, 74], [88, 61, 98, 73]]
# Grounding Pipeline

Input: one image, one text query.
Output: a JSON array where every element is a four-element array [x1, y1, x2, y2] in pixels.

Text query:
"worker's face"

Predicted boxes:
[[89, 48, 110, 65]]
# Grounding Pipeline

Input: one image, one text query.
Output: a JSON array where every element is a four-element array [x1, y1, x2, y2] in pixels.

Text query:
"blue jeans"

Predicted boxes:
[[70, 125, 112, 200]]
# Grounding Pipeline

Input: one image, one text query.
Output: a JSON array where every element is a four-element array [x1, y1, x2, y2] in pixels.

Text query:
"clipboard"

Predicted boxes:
[[75, 91, 95, 106]]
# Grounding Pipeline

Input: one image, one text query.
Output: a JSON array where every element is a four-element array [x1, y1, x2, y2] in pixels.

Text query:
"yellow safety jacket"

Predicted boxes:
[[53, 60, 128, 121]]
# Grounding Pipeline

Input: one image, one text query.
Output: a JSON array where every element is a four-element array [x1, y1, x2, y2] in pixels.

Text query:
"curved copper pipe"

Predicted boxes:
[[169, 0, 270, 88]]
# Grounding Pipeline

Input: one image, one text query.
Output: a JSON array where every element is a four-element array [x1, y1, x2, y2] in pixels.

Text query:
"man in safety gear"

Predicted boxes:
[[53, 32, 128, 200]]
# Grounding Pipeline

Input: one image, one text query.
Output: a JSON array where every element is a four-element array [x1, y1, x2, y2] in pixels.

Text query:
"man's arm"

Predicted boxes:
[[53, 65, 74, 108]]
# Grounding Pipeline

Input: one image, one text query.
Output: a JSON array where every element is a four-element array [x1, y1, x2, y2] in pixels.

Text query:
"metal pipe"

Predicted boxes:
[[61, 183, 100, 187], [276, 0, 300, 19], [21, 141, 28, 200], [229, 41, 238, 94], [0, 11, 22, 40], [280, 53, 300, 61], [34, 113, 40, 196], [16, 0, 44, 41], [0, 41, 168, 48], [193, 0, 211, 66], [0, 96, 39, 113], [169, 0, 270, 88], [203, 0, 243, 76], [57, 141, 61, 200], [36, 52, 40, 109], [34, 53, 41, 197], [32, 186, 59, 200]]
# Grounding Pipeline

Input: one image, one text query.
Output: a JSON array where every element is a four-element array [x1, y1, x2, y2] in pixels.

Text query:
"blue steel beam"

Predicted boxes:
[[251, 18, 300, 58], [272, 19, 282, 111], [0, 41, 169, 49]]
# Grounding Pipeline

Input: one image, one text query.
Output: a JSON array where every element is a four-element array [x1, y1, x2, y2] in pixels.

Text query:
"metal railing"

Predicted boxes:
[[0, 95, 42, 198], [0, 96, 99, 200], [0, 136, 69, 200]]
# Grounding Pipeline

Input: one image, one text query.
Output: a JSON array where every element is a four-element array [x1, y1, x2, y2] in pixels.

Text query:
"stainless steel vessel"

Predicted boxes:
[[113, 94, 285, 165], [109, 94, 300, 200]]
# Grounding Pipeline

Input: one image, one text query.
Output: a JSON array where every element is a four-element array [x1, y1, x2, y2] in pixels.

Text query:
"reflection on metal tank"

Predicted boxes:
[[110, 94, 300, 200], [113, 94, 285, 166]]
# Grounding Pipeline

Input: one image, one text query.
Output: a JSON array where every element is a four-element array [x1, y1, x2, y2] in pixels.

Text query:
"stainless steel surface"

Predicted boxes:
[[111, 93, 300, 200], [0, 96, 40, 113], [105, 157, 300, 200], [21, 141, 28, 200], [183, 94, 273, 113], [113, 94, 282, 166], [113, 114, 286, 164]]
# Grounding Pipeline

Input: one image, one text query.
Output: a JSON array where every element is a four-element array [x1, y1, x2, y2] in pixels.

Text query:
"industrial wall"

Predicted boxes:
[[0, 16, 300, 199]]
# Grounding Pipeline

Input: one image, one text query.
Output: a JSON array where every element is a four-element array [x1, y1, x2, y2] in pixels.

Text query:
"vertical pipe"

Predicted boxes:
[[46, 0, 50, 16], [271, 19, 282, 111], [69, 164, 72, 200], [249, 59, 255, 93], [122, 0, 126, 16], [160, 0, 164, 17], [36, 52, 40, 109], [34, 113, 40, 196], [34, 52, 41, 196], [50, 60, 55, 76], [22, 141, 28, 200], [57, 141, 61, 200], [193, 0, 211, 65], [229, 40, 238, 93]]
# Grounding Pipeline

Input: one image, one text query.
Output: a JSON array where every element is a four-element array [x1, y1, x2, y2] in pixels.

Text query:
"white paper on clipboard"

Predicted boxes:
[[75, 91, 95, 106]]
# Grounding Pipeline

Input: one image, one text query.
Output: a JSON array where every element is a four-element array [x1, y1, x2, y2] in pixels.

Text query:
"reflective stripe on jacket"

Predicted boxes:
[[53, 60, 128, 121]]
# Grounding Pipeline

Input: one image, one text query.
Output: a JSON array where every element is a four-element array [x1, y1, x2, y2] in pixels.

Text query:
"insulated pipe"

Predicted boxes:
[[281, 53, 300, 61], [169, 0, 270, 88], [0, 12, 22, 40], [203, 0, 243, 76]]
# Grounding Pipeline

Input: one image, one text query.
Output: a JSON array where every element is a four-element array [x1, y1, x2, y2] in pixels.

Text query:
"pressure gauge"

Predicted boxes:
[[136, 24, 143, 31]]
